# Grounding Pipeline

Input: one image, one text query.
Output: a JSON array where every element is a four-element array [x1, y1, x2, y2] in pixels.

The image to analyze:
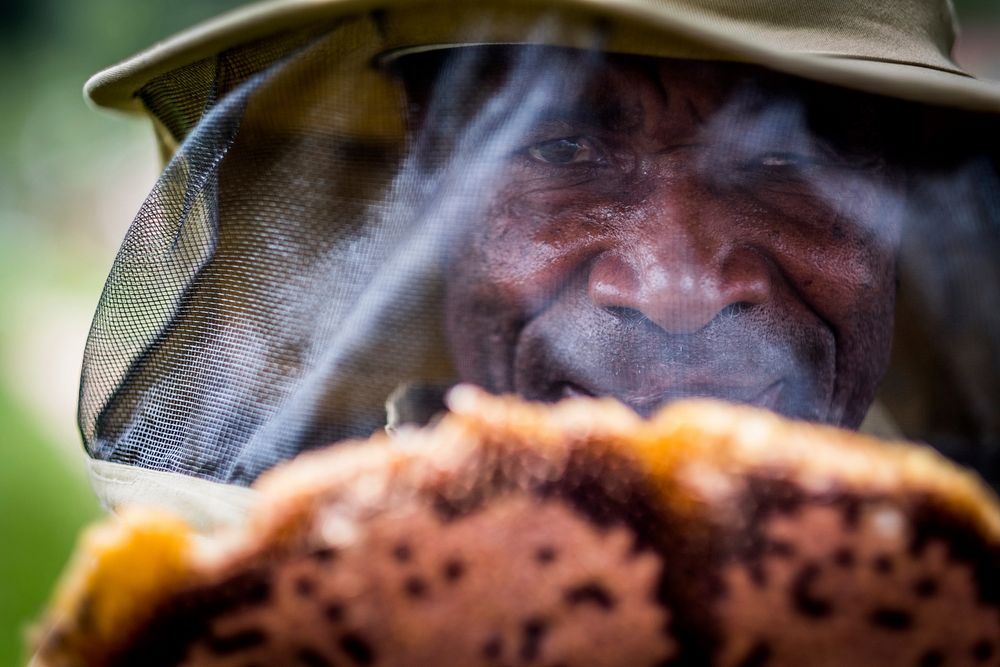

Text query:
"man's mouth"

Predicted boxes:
[[507, 300, 835, 424], [556, 379, 785, 417]]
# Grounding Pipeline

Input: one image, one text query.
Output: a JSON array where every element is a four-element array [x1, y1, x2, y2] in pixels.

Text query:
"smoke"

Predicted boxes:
[[228, 36, 610, 479]]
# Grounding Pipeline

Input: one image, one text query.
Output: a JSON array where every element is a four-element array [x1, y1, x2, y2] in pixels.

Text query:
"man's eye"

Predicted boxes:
[[527, 137, 600, 165], [753, 152, 813, 169]]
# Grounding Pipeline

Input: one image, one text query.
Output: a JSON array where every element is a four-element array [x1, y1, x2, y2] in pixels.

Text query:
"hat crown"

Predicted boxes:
[[86, 0, 997, 116], [632, 0, 959, 71]]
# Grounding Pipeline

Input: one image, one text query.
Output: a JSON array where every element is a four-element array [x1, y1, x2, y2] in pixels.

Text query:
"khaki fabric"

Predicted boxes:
[[86, 0, 1000, 127], [88, 459, 259, 532]]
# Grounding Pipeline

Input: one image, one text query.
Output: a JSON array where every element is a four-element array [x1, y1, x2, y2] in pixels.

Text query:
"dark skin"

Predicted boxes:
[[404, 50, 904, 427]]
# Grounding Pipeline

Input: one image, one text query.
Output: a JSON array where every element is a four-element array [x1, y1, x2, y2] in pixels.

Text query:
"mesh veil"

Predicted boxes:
[[80, 13, 1000, 489], [81, 20, 451, 483]]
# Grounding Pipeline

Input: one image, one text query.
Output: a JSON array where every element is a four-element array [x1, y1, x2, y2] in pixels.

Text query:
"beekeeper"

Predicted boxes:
[[81, 0, 1000, 527]]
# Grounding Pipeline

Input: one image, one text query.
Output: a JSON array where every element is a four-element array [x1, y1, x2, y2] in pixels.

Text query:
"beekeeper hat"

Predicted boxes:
[[87, 0, 1000, 123], [79, 0, 1000, 529]]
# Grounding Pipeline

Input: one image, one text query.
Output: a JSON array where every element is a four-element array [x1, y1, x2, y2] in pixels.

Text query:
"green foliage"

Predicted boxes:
[[0, 4, 244, 663], [0, 384, 100, 667]]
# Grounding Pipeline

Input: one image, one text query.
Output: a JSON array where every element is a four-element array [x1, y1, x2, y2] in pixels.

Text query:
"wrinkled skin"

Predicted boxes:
[[414, 52, 904, 428]]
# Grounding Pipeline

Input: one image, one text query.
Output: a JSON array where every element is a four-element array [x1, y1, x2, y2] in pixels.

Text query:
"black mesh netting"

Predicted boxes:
[[80, 13, 1000, 487]]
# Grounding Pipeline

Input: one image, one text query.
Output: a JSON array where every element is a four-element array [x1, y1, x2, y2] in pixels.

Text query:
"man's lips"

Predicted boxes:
[[557, 379, 785, 416]]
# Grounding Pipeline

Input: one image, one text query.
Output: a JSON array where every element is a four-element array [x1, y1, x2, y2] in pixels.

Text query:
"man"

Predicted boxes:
[[79, 0, 1000, 526], [395, 48, 903, 429]]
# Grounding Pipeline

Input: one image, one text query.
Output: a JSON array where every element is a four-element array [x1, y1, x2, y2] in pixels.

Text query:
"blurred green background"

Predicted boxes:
[[0, 0, 998, 664], [0, 2, 245, 664]]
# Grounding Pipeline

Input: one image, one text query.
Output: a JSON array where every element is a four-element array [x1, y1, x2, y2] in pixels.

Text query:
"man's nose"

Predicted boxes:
[[587, 216, 772, 334]]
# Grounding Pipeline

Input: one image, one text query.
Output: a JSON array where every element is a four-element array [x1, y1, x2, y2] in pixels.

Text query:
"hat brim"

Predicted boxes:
[[85, 0, 1000, 115]]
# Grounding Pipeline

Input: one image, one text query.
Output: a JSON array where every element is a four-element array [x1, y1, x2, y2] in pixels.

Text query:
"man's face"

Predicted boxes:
[[434, 54, 903, 428]]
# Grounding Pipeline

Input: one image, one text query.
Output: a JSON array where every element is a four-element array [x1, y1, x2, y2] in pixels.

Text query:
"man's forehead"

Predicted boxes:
[[424, 48, 867, 131], [504, 52, 752, 130]]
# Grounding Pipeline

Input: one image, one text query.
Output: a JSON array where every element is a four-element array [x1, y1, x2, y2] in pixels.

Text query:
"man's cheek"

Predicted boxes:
[[462, 209, 595, 310], [808, 170, 905, 251], [443, 273, 518, 390], [799, 244, 896, 427], [805, 237, 897, 327], [746, 195, 897, 316]]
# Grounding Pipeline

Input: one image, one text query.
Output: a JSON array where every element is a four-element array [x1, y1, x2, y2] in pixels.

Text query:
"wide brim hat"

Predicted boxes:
[[87, 0, 1000, 120]]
